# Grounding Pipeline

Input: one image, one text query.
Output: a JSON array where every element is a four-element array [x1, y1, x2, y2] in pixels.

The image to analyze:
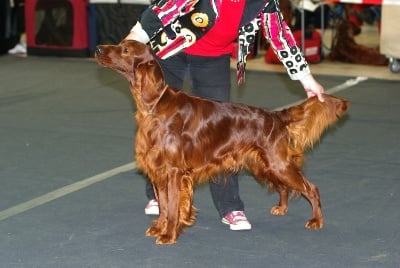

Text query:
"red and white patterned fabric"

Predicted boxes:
[[324, 0, 400, 5]]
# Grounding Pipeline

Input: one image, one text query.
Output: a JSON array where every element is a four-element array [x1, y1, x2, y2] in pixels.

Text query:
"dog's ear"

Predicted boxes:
[[132, 42, 156, 70], [129, 42, 164, 84], [326, 94, 350, 117], [125, 41, 166, 103], [117, 40, 158, 84]]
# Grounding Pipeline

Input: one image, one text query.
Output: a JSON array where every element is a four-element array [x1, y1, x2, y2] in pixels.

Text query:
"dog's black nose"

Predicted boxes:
[[95, 46, 103, 55]]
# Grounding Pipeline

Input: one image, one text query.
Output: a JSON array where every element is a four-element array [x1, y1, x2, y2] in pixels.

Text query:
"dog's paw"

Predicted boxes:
[[145, 226, 160, 237], [270, 205, 288, 216], [305, 218, 323, 229], [156, 234, 177, 245]]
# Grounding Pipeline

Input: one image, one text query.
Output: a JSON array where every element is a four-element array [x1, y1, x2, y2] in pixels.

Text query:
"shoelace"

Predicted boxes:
[[229, 212, 247, 222]]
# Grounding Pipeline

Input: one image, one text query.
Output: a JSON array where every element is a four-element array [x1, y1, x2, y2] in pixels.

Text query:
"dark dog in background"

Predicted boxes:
[[327, 20, 387, 65], [95, 40, 349, 245]]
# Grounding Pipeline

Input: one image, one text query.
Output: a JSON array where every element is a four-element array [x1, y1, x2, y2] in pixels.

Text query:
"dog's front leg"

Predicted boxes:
[[178, 174, 196, 228], [145, 179, 168, 238], [302, 179, 324, 229], [273, 167, 323, 229], [270, 186, 289, 216], [156, 168, 181, 245]]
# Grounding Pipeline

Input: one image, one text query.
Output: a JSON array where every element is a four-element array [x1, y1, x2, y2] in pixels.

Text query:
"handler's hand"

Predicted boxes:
[[125, 31, 136, 40], [300, 74, 325, 102], [124, 23, 150, 44]]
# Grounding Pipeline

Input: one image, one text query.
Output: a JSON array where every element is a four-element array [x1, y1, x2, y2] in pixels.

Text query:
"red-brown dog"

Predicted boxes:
[[327, 20, 387, 65], [95, 40, 349, 245]]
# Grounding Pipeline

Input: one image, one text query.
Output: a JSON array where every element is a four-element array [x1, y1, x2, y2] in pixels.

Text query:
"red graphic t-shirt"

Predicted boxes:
[[185, 0, 246, 56]]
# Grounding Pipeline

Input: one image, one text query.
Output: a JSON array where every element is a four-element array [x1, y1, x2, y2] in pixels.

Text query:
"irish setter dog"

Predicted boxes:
[[95, 40, 349, 245], [327, 20, 387, 66]]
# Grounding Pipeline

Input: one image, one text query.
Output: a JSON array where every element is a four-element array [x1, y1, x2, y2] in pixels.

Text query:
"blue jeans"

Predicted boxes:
[[145, 52, 244, 218]]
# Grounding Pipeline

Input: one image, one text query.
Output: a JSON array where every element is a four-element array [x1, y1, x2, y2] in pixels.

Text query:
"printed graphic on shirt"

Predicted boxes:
[[150, 0, 215, 59], [152, 0, 200, 26], [191, 12, 209, 28], [152, 20, 198, 59]]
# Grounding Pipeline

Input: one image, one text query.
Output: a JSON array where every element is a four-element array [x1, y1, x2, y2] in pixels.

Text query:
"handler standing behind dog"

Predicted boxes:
[[125, 0, 325, 231]]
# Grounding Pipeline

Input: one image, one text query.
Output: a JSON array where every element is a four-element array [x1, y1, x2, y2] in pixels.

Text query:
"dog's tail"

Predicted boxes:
[[282, 94, 349, 153]]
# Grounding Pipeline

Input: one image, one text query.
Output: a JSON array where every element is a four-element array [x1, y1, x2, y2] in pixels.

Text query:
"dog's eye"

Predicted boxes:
[[122, 47, 129, 54]]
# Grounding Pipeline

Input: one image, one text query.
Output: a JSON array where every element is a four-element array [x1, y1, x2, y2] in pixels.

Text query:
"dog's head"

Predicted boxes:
[[286, 94, 349, 151], [289, 94, 349, 122], [95, 40, 167, 109], [320, 93, 349, 119], [95, 40, 164, 86]]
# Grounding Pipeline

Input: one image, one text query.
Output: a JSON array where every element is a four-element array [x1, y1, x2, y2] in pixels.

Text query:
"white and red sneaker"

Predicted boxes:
[[8, 42, 27, 55], [221, 211, 252, 231], [144, 199, 159, 215]]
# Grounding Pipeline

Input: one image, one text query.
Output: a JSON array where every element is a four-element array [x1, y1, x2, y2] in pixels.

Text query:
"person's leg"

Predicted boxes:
[[187, 54, 249, 229], [144, 179, 159, 215], [145, 179, 156, 200], [208, 173, 244, 218]]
